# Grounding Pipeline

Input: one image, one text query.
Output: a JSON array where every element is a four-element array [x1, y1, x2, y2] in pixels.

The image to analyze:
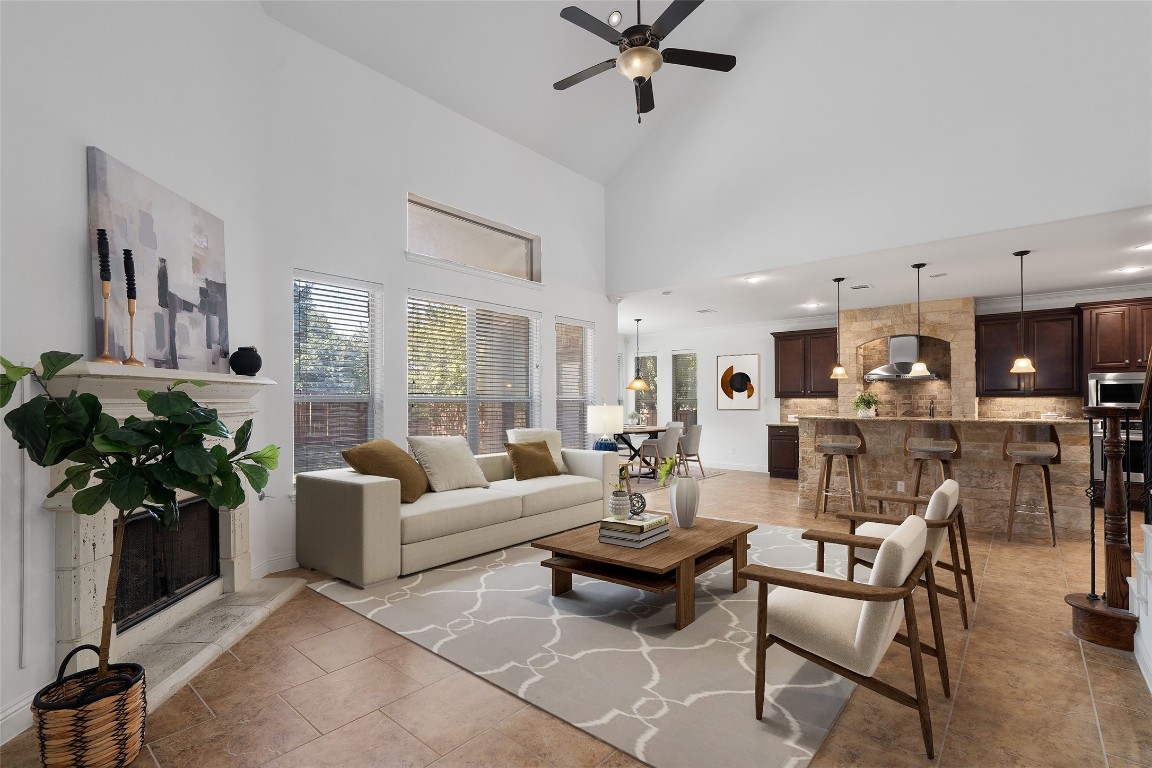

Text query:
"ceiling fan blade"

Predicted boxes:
[[649, 0, 705, 41], [553, 59, 618, 90], [661, 48, 736, 72], [560, 6, 625, 45], [636, 78, 655, 114]]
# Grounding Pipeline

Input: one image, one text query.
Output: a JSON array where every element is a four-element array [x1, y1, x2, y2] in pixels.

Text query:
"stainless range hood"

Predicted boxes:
[[864, 335, 939, 381]]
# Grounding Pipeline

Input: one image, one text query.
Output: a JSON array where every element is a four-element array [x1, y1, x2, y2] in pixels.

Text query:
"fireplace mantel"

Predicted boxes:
[[43, 361, 275, 669]]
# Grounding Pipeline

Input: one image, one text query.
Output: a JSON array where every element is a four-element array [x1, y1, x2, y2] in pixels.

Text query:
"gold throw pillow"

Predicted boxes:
[[342, 439, 430, 503], [504, 440, 560, 481]]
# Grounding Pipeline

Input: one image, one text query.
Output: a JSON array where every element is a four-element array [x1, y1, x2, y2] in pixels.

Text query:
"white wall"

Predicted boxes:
[[606, 1, 1152, 295], [0, 1, 611, 740]]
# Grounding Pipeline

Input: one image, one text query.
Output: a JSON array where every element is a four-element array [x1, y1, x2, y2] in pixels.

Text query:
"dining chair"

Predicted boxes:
[[677, 424, 705, 477], [639, 425, 682, 479]]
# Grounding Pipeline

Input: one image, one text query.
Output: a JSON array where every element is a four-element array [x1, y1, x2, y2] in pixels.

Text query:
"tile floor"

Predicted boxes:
[[3, 471, 1150, 767]]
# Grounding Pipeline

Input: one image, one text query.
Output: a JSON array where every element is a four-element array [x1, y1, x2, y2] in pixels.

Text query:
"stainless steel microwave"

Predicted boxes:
[[1087, 372, 1146, 409]]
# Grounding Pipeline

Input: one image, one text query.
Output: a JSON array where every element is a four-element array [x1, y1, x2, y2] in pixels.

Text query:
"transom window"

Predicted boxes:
[[407, 195, 541, 282]]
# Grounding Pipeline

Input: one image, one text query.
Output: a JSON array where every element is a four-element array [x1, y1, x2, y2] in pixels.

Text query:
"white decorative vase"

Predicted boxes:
[[609, 491, 630, 520], [668, 476, 699, 528]]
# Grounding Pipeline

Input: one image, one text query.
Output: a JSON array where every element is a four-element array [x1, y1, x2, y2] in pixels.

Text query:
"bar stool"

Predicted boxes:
[[813, 420, 867, 517], [1003, 424, 1061, 546], [905, 423, 961, 497]]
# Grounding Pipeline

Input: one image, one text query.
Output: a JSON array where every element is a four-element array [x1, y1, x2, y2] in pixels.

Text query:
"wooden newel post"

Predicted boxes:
[[1065, 406, 1138, 650]]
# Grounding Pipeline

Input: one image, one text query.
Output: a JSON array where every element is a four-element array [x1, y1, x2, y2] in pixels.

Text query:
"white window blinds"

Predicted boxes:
[[293, 275, 379, 475], [407, 294, 540, 454], [556, 319, 595, 448], [672, 352, 698, 427]]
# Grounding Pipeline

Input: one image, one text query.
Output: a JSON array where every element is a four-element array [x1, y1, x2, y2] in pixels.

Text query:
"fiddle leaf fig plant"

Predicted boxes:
[[0, 351, 279, 678]]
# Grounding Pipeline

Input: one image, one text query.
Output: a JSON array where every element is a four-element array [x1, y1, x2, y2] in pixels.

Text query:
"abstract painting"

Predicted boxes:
[[87, 146, 229, 372], [717, 353, 759, 410]]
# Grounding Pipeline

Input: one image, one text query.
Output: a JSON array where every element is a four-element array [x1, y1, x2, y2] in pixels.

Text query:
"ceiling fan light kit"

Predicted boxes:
[[554, 0, 736, 122]]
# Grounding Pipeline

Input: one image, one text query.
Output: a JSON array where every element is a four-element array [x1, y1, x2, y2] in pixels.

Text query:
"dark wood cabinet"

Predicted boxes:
[[772, 328, 838, 398], [1079, 299, 1152, 373], [768, 425, 799, 478], [976, 309, 1080, 397]]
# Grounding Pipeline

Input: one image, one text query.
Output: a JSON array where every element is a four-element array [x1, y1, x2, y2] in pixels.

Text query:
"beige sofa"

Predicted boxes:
[[295, 448, 616, 587]]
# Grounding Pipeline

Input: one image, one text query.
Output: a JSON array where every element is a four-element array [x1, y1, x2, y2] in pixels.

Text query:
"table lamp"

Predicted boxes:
[[587, 405, 624, 451]]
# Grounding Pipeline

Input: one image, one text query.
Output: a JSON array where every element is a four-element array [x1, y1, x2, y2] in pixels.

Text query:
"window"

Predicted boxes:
[[407, 196, 541, 282], [407, 294, 540, 454], [556, 319, 595, 448], [633, 355, 657, 425], [673, 352, 698, 427], [293, 275, 380, 475]]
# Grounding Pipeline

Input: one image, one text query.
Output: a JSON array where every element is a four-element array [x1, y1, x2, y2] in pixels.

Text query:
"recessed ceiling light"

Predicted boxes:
[[742, 276, 765, 284], [607, 10, 623, 26], [801, 302, 822, 309], [696, 308, 717, 314], [929, 273, 947, 278], [1117, 266, 1146, 273], [1134, 243, 1152, 251]]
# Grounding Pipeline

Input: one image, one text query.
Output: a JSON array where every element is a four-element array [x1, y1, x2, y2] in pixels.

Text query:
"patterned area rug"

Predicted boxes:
[[627, 465, 722, 494], [310, 523, 853, 768]]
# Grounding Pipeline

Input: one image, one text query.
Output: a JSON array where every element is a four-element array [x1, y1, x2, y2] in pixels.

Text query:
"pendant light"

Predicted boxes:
[[626, 318, 650, 391], [1009, 250, 1037, 374], [830, 277, 848, 379], [908, 263, 931, 377]]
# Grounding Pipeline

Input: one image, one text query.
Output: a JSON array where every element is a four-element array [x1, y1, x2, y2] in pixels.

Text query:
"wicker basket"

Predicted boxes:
[[32, 645, 147, 768]]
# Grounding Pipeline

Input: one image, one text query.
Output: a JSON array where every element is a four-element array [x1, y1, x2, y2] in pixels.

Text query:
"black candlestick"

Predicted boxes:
[[123, 249, 136, 300], [97, 229, 111, 281]]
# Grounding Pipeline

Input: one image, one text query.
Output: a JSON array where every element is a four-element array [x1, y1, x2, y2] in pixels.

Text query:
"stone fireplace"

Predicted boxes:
[[44, 362, 273, 668]]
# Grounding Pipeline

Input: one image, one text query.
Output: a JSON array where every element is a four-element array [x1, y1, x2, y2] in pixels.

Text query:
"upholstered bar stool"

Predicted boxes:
[[905, 422, 961, 497], [813, 420, 867, 517], [1003, 424, 1061, 546]]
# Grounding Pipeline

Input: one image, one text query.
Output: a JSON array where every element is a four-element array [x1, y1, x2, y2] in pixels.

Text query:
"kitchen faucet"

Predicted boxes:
[[929, 399, 936, 418]]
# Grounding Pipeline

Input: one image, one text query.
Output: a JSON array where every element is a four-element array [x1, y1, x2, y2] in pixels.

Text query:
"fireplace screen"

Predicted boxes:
[[114, 498, 220, 631]]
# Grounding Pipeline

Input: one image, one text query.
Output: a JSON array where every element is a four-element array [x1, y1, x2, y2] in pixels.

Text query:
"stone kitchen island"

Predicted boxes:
[[797, 416, 1091, 539]]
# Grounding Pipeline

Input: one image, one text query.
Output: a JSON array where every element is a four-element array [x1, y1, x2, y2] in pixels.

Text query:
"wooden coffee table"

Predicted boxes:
[[531, 517, 757, 629]]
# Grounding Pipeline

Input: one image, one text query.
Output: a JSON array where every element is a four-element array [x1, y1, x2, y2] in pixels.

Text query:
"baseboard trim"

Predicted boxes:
[[1136, 625, 1152, 696], [704, 462, 768, 474], [251, 552, 298, 579], [1, 688, 35, 745]]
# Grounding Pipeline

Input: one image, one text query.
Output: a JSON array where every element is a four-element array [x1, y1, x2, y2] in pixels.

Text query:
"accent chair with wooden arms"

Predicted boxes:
[[833, 479, 975, 629], [740, 515, 950, 759]]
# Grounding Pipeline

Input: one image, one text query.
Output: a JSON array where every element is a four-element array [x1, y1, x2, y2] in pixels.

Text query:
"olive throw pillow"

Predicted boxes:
[[506, 428, 567, 473], [342, 439, 430, 503], [505, 440, 561, 481]]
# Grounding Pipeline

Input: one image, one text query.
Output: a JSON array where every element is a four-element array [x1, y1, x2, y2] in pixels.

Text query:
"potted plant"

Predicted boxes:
[[852, 391, 880, 418], [0, 351, 279, 768], [626, 411, 639, 426]]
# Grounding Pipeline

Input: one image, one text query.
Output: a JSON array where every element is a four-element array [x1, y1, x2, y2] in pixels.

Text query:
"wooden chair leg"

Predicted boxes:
[[946, 526, 969, 629], [1006, 463, 1021, 541], [815, 454, 833, 517], [903, 594, 935, 760], [923, 564, 951, 697], [846, 456, 863, 514], [957, 508, 976, 601], [910, 458, 924, 497], [1042, 464, 1056, 547], [755, 583, 768, 719]]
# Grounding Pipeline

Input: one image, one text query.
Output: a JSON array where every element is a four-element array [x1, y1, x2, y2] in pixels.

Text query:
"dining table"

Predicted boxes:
[[614, 425, 667, 462]]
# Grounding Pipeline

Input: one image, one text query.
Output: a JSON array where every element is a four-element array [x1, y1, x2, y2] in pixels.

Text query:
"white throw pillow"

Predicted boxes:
[[407, 436, 490, 492], [506, 428, 567, 473]]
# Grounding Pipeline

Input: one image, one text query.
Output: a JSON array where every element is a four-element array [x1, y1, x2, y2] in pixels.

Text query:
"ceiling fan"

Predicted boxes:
[[553, 0, 736, 122]]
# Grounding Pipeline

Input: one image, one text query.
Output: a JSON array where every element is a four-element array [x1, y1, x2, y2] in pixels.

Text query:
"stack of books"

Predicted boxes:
[[598, 512, 671, 548]]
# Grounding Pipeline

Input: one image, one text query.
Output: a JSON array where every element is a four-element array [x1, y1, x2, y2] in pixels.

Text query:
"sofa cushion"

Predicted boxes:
[[488, 475, 603, 517], [504, 440, 560, 481], [506, 428, 567, 473], [341, 439, 429, 503], [408, 435, 490, 492], [399, 487, 522, 544]]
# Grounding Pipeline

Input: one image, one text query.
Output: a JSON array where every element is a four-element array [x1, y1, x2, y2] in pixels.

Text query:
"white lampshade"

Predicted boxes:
[[617, 46, 663, 82], [1010, 355, 1036, 374], [830, 364, 848, 380], [587, 405, 624, 437], [908, 361, 931, 377]]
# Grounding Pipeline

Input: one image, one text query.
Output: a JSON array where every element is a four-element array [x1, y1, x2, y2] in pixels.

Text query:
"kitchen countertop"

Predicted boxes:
[[765, 422, 801, 427], [800, 415, 1087, 424]]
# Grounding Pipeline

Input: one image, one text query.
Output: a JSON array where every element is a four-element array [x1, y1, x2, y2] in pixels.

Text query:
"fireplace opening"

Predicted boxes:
[[114, 497, 220, 632]]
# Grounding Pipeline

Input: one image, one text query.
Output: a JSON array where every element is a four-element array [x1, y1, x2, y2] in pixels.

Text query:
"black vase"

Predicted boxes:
[[229, 346, 262, 376]]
